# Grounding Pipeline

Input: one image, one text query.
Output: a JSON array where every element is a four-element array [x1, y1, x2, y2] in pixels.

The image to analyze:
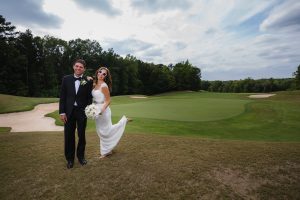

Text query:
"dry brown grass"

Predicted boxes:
[[0, 132, 300, 199]]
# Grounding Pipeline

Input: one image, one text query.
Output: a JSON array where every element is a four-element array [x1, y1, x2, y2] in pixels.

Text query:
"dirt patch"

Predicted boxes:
[[211, 167, 267, 198], [0, 103, 63, 132], [248, 94, 276, 98]]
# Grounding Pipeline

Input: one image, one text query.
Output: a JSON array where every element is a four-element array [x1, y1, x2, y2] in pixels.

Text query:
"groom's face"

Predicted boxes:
[[73, 62, 85, 76]]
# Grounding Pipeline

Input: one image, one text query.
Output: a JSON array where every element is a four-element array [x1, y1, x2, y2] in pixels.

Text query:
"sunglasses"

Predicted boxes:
[[98, 71, 107, 77]]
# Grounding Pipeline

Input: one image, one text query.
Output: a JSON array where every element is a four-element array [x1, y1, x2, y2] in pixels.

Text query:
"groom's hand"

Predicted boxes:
[[60, 114, 67, 124], [87, 76, 93, 81]]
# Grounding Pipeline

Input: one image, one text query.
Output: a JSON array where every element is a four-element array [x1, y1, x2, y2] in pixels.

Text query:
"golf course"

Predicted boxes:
[[0, 91, 300, 199]]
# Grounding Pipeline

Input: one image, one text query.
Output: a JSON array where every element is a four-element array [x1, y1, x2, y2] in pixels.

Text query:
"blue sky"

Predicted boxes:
[[1, 0, 299, 80]]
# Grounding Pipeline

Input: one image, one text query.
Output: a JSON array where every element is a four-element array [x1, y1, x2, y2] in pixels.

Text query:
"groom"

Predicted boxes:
[[59, 59, 93, 169]]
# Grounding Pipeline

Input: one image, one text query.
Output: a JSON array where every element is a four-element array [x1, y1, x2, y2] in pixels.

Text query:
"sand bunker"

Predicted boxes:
[[248, 94, 276, 98], [0, 103, 63, 132], [130, 96, 148, 99]]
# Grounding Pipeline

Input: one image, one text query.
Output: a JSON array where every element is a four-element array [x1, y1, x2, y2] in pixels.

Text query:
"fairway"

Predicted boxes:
[[111, 97, 251, 121], [1, 91, 300, 141]]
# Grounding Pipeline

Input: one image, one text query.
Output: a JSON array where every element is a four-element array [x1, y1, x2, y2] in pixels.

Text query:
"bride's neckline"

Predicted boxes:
[[97, 81, 105, 86], [93, 82, 106, 91], [93, 88, 103, 92]]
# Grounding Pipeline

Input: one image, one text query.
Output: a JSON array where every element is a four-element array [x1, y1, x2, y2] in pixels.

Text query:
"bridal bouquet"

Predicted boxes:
[[85, 103, 101, 119]]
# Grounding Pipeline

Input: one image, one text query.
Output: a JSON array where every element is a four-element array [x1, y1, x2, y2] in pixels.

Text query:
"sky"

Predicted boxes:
[[1, 0, 300, 80]]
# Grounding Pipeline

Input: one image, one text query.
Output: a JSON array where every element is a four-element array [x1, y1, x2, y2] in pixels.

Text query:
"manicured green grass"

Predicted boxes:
[[114, 91, 300, 141], [0, 127, 11, 132], [47, 91, 300, 141], [2, 91, 300, 141], [0, 94, 58, 114], [112, 97, 251, 121], [0, 131, 299, 199]]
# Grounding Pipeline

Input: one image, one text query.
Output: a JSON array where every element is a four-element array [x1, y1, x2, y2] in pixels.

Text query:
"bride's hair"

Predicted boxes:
[[94, 66, 112, 92]]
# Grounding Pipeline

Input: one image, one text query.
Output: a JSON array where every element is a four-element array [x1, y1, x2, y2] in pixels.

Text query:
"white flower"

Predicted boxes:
[[80, 79, 87, 86], [85, 103, 101, 119]]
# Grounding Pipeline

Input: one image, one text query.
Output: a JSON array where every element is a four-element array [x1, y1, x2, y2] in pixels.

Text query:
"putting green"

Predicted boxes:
[[111, 97, 251, 122]]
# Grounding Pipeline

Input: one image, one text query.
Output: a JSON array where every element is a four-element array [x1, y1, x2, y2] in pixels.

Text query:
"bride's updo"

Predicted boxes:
[[94, 66, 112, 92]]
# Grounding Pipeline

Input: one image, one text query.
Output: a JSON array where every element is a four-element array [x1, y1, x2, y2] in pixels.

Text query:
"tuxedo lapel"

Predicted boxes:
[[76, 76, 86, 95], [77, 82, 82, 95], [69, 76, 76, 96]]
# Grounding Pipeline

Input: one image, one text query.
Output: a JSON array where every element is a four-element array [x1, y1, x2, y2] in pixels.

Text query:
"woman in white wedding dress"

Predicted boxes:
[[92, 66, 131, 159]]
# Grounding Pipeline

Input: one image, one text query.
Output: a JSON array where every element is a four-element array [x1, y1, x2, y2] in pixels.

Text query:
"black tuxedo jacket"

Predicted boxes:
[[59, 75, 93, 118]]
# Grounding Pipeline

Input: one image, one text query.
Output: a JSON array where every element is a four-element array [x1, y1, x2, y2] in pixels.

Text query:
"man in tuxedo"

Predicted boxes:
[[59, 59, 93, 169]]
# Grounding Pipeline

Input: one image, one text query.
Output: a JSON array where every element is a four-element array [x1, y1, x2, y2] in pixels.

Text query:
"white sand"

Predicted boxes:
[[0, 103, 63, 132], [130, 96, 148, 99], [248, 94, 276, 98]]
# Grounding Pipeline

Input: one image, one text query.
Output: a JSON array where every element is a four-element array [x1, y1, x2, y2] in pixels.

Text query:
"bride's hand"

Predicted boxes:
[[101, 107, 105, 114], [87, 76, 93, 81]]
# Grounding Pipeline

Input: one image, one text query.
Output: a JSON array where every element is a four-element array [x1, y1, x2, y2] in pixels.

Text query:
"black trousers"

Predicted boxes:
[[64, 106, 87, 162]]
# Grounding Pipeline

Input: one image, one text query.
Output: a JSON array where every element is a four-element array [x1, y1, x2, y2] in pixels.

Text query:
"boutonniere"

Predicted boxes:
[[80, 79, 87, 86]]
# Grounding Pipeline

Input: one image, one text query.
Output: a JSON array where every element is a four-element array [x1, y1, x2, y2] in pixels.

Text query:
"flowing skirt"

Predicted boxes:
[[95, 105, 127, 155]]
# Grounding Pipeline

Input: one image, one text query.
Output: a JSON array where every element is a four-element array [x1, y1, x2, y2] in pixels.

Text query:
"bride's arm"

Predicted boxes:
[[101, 86, 111, 113]]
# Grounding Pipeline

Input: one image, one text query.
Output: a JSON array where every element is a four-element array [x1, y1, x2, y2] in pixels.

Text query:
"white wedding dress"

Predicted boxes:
[[92, 83, 127, 156]]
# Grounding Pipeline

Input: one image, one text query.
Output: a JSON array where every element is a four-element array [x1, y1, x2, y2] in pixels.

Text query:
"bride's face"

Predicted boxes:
[[97, 69, 107, 81]]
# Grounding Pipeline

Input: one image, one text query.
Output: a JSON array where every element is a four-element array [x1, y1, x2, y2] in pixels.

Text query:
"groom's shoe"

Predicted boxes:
[[67, 161, 74, 169], [78, 158, 87, 166]]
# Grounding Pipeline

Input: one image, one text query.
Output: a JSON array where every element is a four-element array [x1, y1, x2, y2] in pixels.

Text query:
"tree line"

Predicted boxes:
[[0, 15, 201, 97], [201, 76, 299, 93], [1, 15, 299, 97]]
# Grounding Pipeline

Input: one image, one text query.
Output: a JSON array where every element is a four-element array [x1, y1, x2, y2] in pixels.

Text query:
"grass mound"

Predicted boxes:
[[0, 94, 58, 114]]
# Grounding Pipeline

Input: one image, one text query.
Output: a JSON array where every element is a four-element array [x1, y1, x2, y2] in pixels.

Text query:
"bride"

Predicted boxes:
[[92, 66, 131, 159]]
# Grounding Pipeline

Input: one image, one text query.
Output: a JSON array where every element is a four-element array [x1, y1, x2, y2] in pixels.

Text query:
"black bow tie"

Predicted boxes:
[[74, 77, 82, 81]]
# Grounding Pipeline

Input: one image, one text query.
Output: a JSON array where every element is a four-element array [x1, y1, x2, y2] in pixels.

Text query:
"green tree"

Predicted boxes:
[[123, 55, 141, 94], [0, 15, 28, 95], [293, 65, 300, 89], [15, 30, 44, 96], [200, 80, 210, 91], [0, 15, 17, 40], [0, 15, 205, 97], [42, 36, 68, 96], [173, 60, 201, 91]]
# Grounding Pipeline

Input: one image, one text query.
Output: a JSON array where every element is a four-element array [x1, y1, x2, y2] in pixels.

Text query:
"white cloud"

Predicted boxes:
[[260, 0, 300, 32], [2, 0, 299, 80]]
